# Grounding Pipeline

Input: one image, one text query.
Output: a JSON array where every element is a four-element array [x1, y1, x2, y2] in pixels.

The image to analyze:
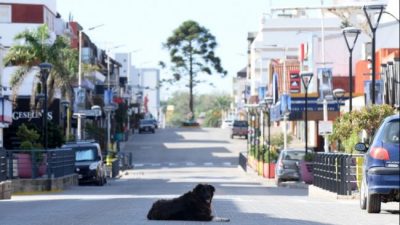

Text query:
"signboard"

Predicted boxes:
[[289, 70, 301, 93], [73, 87, 86, 112], [364, 80, 383, 105], [104, 89, 113, 105], [319, 121, 333, 135], [290, 97, 339, 112], [317, 68, 333, 100], [0, 98, 12, 124]]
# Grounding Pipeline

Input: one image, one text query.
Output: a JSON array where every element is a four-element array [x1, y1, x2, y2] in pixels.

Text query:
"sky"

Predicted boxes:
[[56, 0, 330, 98]]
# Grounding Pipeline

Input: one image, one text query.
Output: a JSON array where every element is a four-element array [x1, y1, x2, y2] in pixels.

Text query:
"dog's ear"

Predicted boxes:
[[209, 184, 215, 193], [194, 184, 204, 192]]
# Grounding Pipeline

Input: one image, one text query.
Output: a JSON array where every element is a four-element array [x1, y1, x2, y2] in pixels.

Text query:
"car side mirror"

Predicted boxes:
[[354, 143, 368, 152]]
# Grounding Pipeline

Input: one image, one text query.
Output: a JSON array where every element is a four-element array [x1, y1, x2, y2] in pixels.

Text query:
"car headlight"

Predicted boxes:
[[89, 162, 99, 170]]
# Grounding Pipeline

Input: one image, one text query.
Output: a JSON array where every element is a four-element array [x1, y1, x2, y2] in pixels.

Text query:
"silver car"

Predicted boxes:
[[275, 149, 306, 185]]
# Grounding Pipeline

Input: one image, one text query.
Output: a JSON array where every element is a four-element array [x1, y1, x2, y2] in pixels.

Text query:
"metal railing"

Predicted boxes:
[[118, 152, 133, 170], [6, 149, 75, 179], [313, 152, 364, 196], [239, 152, 247, 172], [0, 150, 6, 182]]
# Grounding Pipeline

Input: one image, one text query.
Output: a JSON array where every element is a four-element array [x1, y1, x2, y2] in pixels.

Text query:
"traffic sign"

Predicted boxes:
[[319, 121, 333, 135]]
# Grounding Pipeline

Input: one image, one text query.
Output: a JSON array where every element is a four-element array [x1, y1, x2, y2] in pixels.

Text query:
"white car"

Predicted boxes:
[[221, 119, 233, 129]]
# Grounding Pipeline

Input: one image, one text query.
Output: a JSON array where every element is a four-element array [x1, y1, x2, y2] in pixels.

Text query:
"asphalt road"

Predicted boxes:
[[0, 128, 399, 225]]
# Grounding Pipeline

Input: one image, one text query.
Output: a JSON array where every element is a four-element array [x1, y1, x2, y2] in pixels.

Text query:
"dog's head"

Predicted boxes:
[[193, 183, 215, 204]]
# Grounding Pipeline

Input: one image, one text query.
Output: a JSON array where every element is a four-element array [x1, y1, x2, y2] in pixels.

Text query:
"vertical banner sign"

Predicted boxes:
[[104, 89, 113, 105], [258, 86, 266, 101], [73, 87, 86, 112], [289, 70, 301, 93], [272, 72, 279, 104], [317, 68, 333, 100]]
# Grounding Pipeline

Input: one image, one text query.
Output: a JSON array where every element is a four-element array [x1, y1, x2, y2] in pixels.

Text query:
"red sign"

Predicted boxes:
[[289, 70, 301, 93]]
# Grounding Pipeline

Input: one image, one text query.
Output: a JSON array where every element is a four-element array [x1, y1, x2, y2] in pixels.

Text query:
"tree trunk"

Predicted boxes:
[[189, 47, 194, 120]]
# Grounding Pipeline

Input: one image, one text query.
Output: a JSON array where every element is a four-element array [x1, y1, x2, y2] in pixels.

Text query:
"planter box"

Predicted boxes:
[[263, 163, 275, 178], [15, 153, 47, 179], [300, 161, 314, 184]]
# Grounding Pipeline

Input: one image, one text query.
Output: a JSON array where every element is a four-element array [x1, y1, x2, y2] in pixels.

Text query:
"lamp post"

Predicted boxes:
[[342, 27, 361, 112], [77, 24, 104, 140], [363, 4, 386, 105], [301, 72, 313, 155], [264, 96, 273, 178], [333, 88, 345, 151], [60, 100, 70, 141], [38, 63, 52, 149], [105, 44, 124, 154]]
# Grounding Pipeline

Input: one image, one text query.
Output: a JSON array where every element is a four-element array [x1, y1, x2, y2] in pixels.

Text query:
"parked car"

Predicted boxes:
[[355, 114, 399, 213], [62, 140, 107, 186], [152, 119, 159, 129], [275, 148, 308, 185], [231, 120, 248, 139], [139, 119, 156, 133]]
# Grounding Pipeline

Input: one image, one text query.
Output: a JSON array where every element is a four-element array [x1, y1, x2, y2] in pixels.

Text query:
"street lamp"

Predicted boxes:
[[342, 27, 361, 112], [363, 4, 386, 105], [264, 96, 273, 178], [38, 62, 52, 149], [333, 88, 345, 116], [301, 72, 313, 155], [105, 44, 124, 154], [60, 100, 70, 141], [333, 88, 345, 151], [104, 104, 116, 156], [77, 24, 104, 140]]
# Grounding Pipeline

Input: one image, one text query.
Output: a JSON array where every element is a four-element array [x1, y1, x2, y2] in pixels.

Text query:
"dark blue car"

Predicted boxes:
[[355, 114, 400, 213]]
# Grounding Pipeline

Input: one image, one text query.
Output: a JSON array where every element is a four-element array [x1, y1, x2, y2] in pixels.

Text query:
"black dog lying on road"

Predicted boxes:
[[147, 183, 229, 222]]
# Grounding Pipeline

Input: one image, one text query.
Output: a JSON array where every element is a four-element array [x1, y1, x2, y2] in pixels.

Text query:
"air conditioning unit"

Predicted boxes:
[[361, 42, 372, 60]]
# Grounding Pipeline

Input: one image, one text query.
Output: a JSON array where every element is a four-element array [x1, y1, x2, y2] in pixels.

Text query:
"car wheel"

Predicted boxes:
[[152, 130, 155, 133], [366, 193, 381, 213], [244, 135, 248, 139], [275, 177, 282, 186], [360, 178, 367, 210]]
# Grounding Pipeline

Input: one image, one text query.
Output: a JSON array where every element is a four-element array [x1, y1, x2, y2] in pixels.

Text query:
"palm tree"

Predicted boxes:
[[3, 24, 78, 108]]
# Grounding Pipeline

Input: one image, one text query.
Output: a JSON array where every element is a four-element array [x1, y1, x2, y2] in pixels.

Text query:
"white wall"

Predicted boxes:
[[140, 68, 160, 120], [250, 16, 342, 95]]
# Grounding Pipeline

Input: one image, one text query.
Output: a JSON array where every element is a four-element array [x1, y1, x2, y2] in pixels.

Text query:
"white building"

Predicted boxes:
[[0, 0, 68, 96], [115, 52, 161, 121], [249, 13, 342, 96], [134, 68, 160, 121]]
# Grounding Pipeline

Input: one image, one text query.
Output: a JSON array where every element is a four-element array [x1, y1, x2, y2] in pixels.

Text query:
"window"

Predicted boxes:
[[0, 5, 11, 23], [75, 148, 96, 161], [383, 120, 400, 144]]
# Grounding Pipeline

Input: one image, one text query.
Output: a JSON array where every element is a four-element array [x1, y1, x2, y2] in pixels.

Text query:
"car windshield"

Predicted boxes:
[[382, 120, 400, 144], [284, 151, 305, 161], [141, 120, 153, 125], [75, 147, 97, 161], [233, 121, 248, 127]]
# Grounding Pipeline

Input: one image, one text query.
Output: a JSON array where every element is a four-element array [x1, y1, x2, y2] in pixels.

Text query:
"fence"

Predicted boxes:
[[6, 149, 75, 180], [0, 150, 6, 182], [313, 152, 364, 196], [239, 152, 247, 172], [118, 152, 133, 170]]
